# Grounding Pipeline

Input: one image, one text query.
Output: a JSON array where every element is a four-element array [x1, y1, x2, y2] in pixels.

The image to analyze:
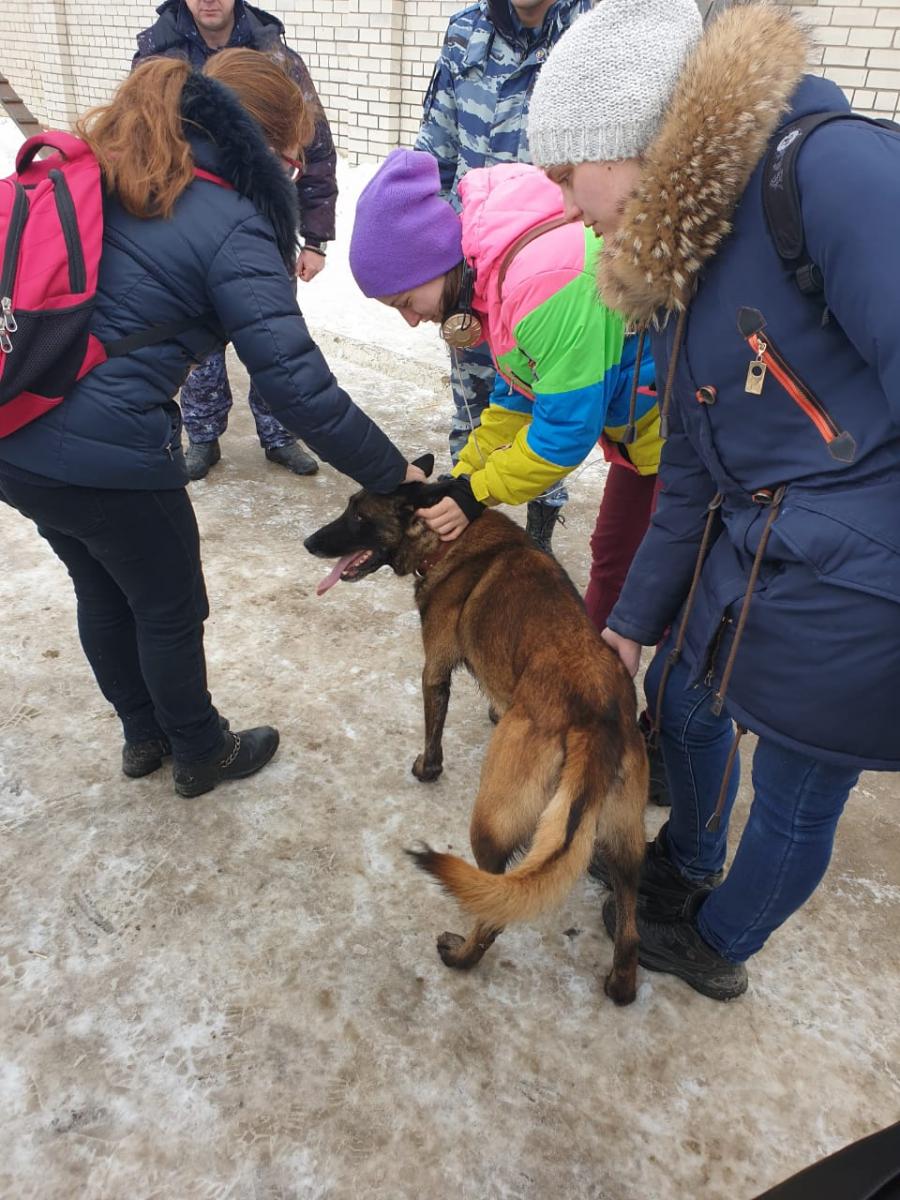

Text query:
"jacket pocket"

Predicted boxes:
[[773, 487, 900, 605]]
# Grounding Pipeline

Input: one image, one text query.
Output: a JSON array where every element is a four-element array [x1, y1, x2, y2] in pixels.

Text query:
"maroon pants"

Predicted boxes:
[[583, 463, 658, 633]]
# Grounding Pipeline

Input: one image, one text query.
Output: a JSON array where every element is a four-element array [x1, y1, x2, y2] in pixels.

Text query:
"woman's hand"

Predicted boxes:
[[297, 249, 326, 283], [416, 497, 470, 541], [601, 628, 642, 678]]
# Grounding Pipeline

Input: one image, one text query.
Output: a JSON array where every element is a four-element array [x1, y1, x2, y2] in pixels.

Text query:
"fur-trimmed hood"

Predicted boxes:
[[599, 4, 810, 326], [180, 70, 300, 268]]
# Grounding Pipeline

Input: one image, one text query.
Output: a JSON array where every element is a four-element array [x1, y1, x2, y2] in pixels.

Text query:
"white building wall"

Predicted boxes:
[[2, 0, 898, 162]]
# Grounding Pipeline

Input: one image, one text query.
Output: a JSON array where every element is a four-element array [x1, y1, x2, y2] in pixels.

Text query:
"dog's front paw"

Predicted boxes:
[[412, 754, 442, 782], [604, 969, 637, 1007], [436, 931, 467, 968]]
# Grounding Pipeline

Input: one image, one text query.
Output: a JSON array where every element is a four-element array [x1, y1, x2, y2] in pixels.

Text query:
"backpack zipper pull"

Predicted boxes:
[[1, 296, 17, 336], [0, 298, 12, 354]]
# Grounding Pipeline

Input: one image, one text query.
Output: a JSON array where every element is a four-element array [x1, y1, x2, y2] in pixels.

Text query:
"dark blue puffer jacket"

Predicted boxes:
[[0, 73, 406, 493], [603, 9, 900, 771]]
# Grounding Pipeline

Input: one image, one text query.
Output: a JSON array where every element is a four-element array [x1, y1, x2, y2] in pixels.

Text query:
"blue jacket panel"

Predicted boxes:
[[414, 0, 590, 201], [0, 78, 405, 494], [609, 76, 900, 770]]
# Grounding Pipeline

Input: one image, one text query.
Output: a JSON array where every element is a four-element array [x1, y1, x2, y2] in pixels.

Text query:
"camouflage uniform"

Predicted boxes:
[[415, 0, 590, 503], [135, 0, 336, 452], [178, 355, 294, 450]]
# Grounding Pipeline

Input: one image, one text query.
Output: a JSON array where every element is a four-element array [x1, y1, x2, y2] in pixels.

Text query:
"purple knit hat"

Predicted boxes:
[[349, 149, 463, 298]]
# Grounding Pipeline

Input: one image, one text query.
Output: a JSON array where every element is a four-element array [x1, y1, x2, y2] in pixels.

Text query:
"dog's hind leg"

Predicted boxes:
[[595, 738, 647, 1006], [437, 923, 501, 970], [436, 710, 562, 970]]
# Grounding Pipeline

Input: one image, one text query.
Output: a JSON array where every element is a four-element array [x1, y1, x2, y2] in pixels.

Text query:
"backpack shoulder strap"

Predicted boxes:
[[763, 111, 900, 296], [104, 314, 217, 357], [496, 216, 571, 298]]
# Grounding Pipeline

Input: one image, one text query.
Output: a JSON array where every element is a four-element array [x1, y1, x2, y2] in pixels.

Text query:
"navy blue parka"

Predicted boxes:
[[602, 9, 900, 771]]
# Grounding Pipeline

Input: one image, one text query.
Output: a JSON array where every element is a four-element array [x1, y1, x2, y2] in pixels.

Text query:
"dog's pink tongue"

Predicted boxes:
[[316, 554, 359, 597]]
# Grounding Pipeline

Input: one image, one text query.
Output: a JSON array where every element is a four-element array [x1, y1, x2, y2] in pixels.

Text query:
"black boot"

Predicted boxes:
[[185, 438, 221, 481], [265, 441, 318, 476], [588, 823, 723, 919], [122, 716, 230, 779], [122, 737, 171, 779], [525, 500, 563, 554], [172, 726, 277, 798], [602, 892, 748, 1001]]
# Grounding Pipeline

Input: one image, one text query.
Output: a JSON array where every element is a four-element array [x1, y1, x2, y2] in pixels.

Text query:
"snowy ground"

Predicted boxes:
[[2, 125, 900, 1199], [1, 116, 24, 173]]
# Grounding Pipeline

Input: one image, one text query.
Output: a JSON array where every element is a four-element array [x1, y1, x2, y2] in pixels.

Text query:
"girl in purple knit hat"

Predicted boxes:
[[349, 148, 662, 653]]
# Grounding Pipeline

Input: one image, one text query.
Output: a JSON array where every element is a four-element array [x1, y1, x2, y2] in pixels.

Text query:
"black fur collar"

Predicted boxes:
[[180, 71, 299, 269]]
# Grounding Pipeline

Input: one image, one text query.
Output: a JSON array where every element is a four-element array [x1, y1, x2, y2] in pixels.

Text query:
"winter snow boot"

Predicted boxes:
[[525, 499, 563, 554], [265, 441, 318, 476], [173, 727, 280, 798], [185, 438, 221, 481], [588, 823, 724, 919], [601, 891, 748, 1001]]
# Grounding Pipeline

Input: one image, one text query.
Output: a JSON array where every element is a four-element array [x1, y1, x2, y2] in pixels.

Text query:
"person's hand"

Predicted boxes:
[[297, 249, 326, 282], [403, 462, 428, 484], [416, 496, 470, 541], [601, 628, 642, 677]]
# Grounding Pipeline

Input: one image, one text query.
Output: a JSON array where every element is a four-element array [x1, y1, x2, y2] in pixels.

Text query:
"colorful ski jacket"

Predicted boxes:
[[414, 0, 591, 204], [450, 164, 659, 507]]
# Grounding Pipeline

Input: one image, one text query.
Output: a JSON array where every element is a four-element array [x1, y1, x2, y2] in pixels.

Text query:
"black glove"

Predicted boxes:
[[442, 474, 486, 522]]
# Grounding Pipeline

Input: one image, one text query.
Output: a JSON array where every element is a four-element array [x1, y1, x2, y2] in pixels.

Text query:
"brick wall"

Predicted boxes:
[[2, 0, 898, 162], [786, 0, 900, 118]]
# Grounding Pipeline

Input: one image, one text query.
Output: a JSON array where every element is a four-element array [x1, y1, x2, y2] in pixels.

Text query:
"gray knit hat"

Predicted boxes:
[[528, 0, 703, 167]]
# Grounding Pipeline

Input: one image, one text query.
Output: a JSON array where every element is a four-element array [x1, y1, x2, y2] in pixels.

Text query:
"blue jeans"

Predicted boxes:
[[645, 645, 860, 963], [0, 474, 224, 763], [180, 350, 294, 450], [447, 342, 567, 508]]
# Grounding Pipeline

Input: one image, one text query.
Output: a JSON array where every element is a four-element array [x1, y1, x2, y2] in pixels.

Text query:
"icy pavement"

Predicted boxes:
[[2, 136, 899, 1198], [1, 329, 899, 1200]]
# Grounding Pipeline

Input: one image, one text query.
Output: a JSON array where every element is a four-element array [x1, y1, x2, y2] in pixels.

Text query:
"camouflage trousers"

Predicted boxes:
[[180, 351, 294, 450], [448, 342, 567, 508]]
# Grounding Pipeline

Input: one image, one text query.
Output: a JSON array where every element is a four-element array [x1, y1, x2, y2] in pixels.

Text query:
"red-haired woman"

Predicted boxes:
[[0, 51, 423, 796]]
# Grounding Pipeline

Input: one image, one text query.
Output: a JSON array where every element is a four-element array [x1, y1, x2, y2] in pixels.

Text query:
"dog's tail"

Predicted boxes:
[[408, 729, 618, 928]]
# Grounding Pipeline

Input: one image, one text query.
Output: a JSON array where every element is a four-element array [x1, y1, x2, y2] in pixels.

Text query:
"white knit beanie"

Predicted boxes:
[[528, 0, 703, 167]]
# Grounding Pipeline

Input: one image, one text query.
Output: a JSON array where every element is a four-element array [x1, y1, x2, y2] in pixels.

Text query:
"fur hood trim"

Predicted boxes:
[[180, 72, 300, 268], [598, 4, 809, 326]]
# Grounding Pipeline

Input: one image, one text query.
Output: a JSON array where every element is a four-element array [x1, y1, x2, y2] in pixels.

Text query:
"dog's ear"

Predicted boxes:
[[412, 453, 435, 478], [408, 479, 455, 510]]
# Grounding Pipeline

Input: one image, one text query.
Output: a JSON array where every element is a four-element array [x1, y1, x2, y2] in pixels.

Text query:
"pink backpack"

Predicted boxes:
[[0, 131, 226, 438]]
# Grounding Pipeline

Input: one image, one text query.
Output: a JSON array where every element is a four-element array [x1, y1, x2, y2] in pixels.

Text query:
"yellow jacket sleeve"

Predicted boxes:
[[452, 404, 573, 506]]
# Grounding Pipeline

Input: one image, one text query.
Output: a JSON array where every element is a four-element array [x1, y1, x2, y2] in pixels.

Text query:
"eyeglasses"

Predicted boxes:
[[280, 154, 304, 182]]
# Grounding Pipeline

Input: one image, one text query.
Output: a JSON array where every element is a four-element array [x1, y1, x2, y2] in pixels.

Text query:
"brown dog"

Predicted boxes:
[[305, 458, 647, 1004]]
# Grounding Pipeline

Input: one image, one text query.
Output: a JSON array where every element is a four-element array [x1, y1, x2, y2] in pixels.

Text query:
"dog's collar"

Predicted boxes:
[[414, 541, 453, 579]]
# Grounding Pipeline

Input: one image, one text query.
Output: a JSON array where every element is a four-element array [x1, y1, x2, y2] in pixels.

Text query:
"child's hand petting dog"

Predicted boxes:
[[416, 476, 485, 541], [417, 496, 470, 540]]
